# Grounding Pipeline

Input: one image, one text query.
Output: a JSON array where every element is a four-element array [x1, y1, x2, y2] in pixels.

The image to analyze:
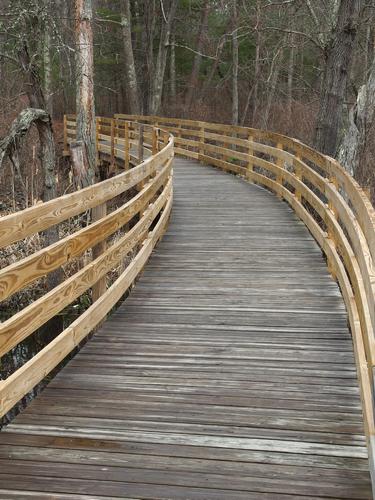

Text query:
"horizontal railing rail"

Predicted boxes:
[[0, 119, 174, 418], [116, 113, 375, 475]]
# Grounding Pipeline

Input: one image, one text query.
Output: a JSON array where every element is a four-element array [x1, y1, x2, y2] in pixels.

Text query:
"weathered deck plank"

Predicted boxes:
[[0, 157, 372, 498]]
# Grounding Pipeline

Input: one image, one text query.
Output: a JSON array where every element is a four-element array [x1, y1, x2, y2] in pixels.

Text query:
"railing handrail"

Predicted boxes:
[[0, 118, 174, 419]]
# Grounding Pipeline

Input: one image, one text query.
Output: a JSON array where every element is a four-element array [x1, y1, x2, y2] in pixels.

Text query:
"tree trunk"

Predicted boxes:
[[75, 0, 106, 303], [338, 55, 375, 176], [149, 0, 177, 115], [43, 27, 53, 116], [75, 0, 96, 182], [185, 0, 209, 109], [261, 47, 282, 130], [121, 0, 140, 114], [18, 43, 62, 342], [170, 34, 176, 103], [252, 1, 261, 123], [232, 0, 239, 126], [198, 37, 225, 102], [142, 0, 157, 114], [313, 0, 361, 156], [287, 31, 295, 126], [18, 46, 57, 212]]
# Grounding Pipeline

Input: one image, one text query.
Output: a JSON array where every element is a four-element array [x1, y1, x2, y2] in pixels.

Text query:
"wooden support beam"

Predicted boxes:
[[110, 118, 115, 167], [276, 142, 284, 198], [91, 202, 107, 302], [63, 114, 69, 155], [247, 133, 254, 174], [124, 121, 130, 170]]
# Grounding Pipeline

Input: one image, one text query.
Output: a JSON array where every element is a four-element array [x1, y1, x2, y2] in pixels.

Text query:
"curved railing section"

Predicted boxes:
[[117, 113, 375, 466], [0, 119, 173, 418]]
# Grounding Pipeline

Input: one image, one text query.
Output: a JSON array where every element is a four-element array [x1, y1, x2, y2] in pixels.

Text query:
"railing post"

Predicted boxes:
[[199, 124, 205, 159], [63, 115, 68, 155], [276, 142, 284, 198], [137, 124, 145, 191], [95, 117, 100, 166], [138, 124, 144, 164], [124, 121, 130, 170], [294, 152, 302, 202], [91, 116, 108, 302], [91, 203, 107, 302], [326, 175, 339, 281], [247, 133, 254, 177], [328, 176, 339, 219], [152, 127, 158, 156], [110, 118, 115, 167], [163, 130, 169, 148]]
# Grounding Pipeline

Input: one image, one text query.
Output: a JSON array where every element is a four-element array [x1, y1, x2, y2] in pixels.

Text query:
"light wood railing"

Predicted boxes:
[[117, 113, 375, 472], [0, 119, 173, 418]]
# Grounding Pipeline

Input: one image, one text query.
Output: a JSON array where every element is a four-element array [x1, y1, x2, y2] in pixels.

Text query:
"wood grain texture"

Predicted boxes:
[[1, 158, 371, 498], [116, 115, 375, 467], [0, 161, 172, 303], [0, 139, 172, 249]]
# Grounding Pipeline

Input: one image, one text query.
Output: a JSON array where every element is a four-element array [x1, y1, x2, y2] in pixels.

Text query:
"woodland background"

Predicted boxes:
[[1, 1, 375, 202]]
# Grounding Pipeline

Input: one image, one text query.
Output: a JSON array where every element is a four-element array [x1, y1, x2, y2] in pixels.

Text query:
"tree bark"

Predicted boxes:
[[142, 0, 157, 114], [338, 55, 375, 176], [185, 0, 210, 109], [121, 0, 140, 114], [198, 36, 225, 102], [313, 0, 361, 156], [149, 0, 177, 115], [232, 0, 239, 126], [287, 31, 295, 126], [252, 0, 262, 123], [170, 34, 176, 102], [75, 0, 96, 182], [18, 45, 58, 209], [18, 43, 62, 343], [43, 27, 53, 116], [261, 47, 282, 130], [0, 108, 49, 168]]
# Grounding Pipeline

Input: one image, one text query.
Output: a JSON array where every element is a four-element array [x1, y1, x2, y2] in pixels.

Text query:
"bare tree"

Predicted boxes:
[[314, 0, 362, 156], [149, 0, 177, 115], [232, 0, 239, 126], [170, 33, 176, 102], [121, 0, 140, 114], [338, 53, 375, 176], [75, 0, 96, 182], [185, 0, 210, 109]]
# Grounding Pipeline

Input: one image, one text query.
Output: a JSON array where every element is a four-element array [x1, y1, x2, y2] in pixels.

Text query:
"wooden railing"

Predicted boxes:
[[0, 118, 173, 418], [116, 113, 375, 470]]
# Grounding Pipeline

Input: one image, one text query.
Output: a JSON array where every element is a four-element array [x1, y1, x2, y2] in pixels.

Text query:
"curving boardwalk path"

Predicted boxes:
[[0, 157, 372, 498]]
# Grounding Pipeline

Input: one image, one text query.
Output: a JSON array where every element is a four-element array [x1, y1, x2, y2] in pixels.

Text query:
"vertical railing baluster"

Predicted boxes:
[[247, 133, 254, 178], [294, 152, 302, 202], [152, 127, 158, 156], [124, 121, 130, 170], [91, 202, 107, 302], [110, 118, 115, 167], [199, 124, 205, 159], [138, 124, 144, 164], [63, 115, 68, 155], [276, 142, 284, 198], [95, 117, 100, 166], [92, 116, 107, 302], [137, 124, 145, 191]]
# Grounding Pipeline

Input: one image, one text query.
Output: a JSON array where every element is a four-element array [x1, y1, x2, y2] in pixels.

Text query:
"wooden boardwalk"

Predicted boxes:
[[0, 157, 372, 499]]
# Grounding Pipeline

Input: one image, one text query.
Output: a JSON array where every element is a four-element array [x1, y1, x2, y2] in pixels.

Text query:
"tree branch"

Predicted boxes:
[[263, 26, 324, 51], [0, 108, 49, 168]]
